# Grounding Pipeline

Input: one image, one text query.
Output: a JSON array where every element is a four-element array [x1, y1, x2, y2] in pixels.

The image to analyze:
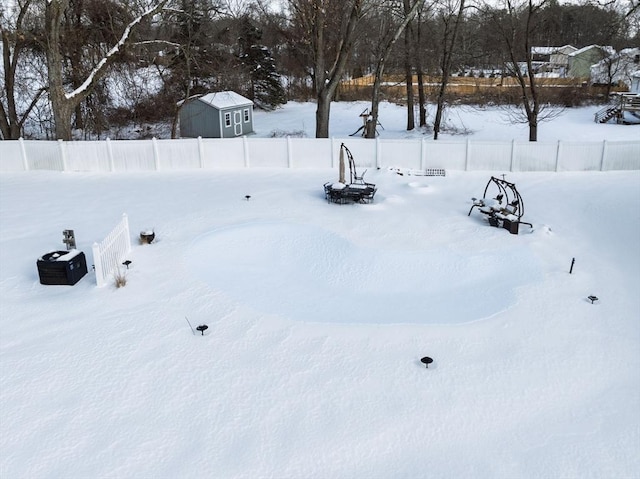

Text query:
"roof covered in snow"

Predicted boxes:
[[569, 45, 615, 57], [198, 91, 253, 109], [531, 45, 577, 55], [178, 91, 253, 109]]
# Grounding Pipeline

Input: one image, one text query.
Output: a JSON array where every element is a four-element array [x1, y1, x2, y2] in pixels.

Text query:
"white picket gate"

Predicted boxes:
[[92, 213, 132, 287]]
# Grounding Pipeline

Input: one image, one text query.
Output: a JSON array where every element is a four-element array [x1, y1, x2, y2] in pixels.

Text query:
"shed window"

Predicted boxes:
[[243, 108, 250, 123], [224, 112, 231, 127]]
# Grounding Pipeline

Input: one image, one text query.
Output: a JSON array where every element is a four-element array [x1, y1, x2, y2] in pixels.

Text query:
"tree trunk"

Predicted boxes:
[[529, 122, 537, 142], [51, 101, 75, 142], [316, 90, 332, 138], [1, 35, 22, 139], [366, 61, 385, 139], [415, 15, 427, 128], [403, 14, 415, 131], [417, 72, 426, 127], [433, 95, 444, 140], [46, 0, 73, 140]]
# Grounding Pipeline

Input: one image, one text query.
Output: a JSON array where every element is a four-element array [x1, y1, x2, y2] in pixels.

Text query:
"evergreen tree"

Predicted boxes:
[[238, 18, 286, 110]]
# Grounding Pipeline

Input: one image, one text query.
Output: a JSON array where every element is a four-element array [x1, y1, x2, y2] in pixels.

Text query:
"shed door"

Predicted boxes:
[[233, 110, 242, 136]]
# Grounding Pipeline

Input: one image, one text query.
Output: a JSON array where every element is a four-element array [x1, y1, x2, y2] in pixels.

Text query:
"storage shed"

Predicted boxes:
[[179, 91, 254, 138]]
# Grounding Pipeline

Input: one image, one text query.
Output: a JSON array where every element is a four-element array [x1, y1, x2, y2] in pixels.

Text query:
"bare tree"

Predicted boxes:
[[403, 0, 416, 132], [413, 3, 429, 128], [365, 0, 425, 138], [44, 0, 169, 140], [287, 0, 367, 138], [487, 0, 551, 142], [432, 0, 465, 140], [1, 0, 47, 140]]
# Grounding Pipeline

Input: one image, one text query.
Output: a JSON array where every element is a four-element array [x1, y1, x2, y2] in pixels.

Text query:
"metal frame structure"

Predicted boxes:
[[468, 176, 532, 234]]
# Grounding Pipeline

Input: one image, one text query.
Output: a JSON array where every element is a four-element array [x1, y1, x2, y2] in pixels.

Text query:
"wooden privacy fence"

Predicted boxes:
[[0, 136, 639, 172], [92, 214, 131, 288]]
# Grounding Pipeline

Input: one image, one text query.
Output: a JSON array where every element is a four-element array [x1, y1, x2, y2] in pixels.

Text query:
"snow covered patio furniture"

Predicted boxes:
[[323, 143, 377, 204], [324, 181, 376, 204], [468, 176, 532, 234]]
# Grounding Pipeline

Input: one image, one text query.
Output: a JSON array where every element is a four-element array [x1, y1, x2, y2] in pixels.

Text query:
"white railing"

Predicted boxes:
[[92, 213, 132, 288], [1, 136, 639, 172]]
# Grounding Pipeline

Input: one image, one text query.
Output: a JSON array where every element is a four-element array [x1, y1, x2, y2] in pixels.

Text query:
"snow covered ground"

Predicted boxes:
[[1, 102, 639, 478], [250, 100, 640, 142], [102, 99, 640, 142]]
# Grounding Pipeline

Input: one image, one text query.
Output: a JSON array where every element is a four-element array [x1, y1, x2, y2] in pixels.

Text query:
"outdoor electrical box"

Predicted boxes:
[[37, 250, 87, 285]]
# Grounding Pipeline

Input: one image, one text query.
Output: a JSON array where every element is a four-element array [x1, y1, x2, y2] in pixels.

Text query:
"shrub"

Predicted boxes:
[[114, 268, 127, 288]]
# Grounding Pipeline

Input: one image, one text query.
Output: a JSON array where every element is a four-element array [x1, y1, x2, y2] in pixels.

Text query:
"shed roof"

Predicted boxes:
[[177, 91, 254, 109], [198, 91, 253, 109]]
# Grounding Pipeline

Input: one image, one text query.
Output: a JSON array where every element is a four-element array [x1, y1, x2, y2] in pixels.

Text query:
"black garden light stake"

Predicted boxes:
[[588, 295, 599, 304], [421, 356, 433, 368], [196, 324, 208, 336], [245, 195, 251, 201], [122, 260, 132, 269]]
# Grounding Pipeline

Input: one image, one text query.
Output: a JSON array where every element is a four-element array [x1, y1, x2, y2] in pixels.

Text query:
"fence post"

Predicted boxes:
[[287, 136, 293, 168], [19, 137, 29, 171], [243, 136, 250, 167], [465, 139, 471, 171], [510, 139, 516, 172], [600, 140, 608, 171], [106, 137, 115, 172], [152, 137, 160, 170], [122, 213, 131, 250], [58, 139, 68, 171], [555, 140, 562, 172], [197, 136, 205, 169], [92, 241, 104, 287]]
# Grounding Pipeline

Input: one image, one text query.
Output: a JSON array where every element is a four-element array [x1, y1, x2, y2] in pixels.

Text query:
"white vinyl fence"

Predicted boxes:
[[92, 214, 132, 288], [1, 136, 639, 172]]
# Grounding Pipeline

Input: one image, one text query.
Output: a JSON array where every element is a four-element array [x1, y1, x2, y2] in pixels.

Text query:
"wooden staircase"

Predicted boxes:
[[595, 106, 622, 123], [595, 93, 640, 124]]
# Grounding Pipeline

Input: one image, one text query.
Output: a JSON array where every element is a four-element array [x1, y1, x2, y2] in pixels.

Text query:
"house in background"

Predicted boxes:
[[568, 45, 615, 78], [593, 64, 640, 124], [590, 47, 640, 90], [531, 45, 577, 77], [179, 91, 254, 138]]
